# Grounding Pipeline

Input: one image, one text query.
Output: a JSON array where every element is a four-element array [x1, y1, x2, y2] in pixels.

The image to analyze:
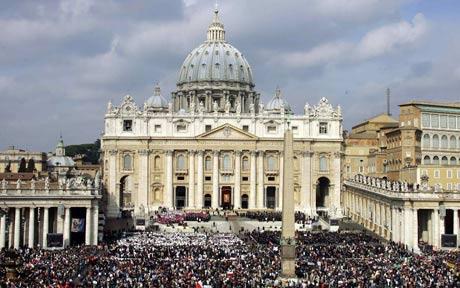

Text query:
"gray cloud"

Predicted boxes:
[[0, 0, 459, 151]]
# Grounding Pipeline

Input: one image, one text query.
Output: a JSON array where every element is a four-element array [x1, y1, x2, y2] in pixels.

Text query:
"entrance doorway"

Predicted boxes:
[[175, 186, 186, 208], [266, 187, 276, 209], [204, 194, 212, 208], [316, 177, 330, 208], [241, 194, 249, 209], [221, 186, 232, 210]]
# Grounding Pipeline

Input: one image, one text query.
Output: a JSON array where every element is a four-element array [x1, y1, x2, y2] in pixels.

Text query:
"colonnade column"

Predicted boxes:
[[28, 208, 35, 248], [92, 205, 99, 245], [432, 209, 440, 248], [0, 213, 6, 249], [249, 151, 256, 209], [404, 208, 412, 249], [108, 149, 118, 217], [196, 151, 204, 208], [212, 150, 219, 208], [412, 208, 419, 252], [391, 207, 398, 242], [234, 151, 241, 209], [63, 207, 71, 247], [278, 153, 284, 210], [453, 209, 459, 246], [85, 207, 91, 245], [300, 152, 309, 212], [257, 151, 264, 209], [42, 207, 49, 248], [138, 149, 150, 213], [188, 150, 195, 208], [165, 150, 173, 208], [332, 152, 342, 216], [14, 208, 20, 249]]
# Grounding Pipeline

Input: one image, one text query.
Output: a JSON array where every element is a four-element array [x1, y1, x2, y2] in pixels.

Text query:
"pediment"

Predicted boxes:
[[197, 124, 257, 140]]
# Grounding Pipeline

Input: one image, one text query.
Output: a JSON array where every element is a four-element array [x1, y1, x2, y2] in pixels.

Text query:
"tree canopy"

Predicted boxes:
[[64, 139, 101, 164]]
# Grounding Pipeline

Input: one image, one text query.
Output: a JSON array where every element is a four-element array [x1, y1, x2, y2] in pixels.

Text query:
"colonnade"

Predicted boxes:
[[0, 206, 99, 250]]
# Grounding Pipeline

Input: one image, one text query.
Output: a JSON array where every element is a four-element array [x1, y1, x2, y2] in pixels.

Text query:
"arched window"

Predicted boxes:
[[441, 135, 448, 149], [422, 134, 430, 148], [432, 135, 439, 148], [242, 156, 249, 171], [176, 154, 186, 170], [450, 136, 457, 149], [154, 156, 161, 170], [205, 156, 212, 171], [319, 156, 328, 171], [123, 154, 132, 171], [267, 155, 277, 171], [222, 154, 231, 170], [432, 156, 439, 165], [450, 157, 457, 166], [442, 156, 448, 165], [423, 155, 431, 165]]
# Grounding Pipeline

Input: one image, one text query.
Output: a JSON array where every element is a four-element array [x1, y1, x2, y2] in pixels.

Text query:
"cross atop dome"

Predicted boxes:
[[207, 5, 225, 42]]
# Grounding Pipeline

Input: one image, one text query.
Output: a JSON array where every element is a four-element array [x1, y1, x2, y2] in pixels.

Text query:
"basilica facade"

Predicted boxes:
[[101, 9, 343, 220]]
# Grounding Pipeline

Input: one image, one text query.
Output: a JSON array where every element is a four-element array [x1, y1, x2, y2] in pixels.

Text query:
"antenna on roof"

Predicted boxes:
[[386, 88, 391, 116]]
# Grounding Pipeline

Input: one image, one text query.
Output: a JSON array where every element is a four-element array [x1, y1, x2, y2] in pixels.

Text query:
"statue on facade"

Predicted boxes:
[[198, 101, 205, 114], [249, 103, 255, 114], [16, 179, 21, 190], [94, 171, 101, 189], [2, 179, 7, 190], [107, 101, 113, 113], [87, 178, 93, 189], [224, 99, 231, 114], [337, 105, 342, 116], [304, 102, 310, 115], [259, 103, 265, 114], [168, 101, 173, 113], [45, 177, 50, 190], [236, 100, 241, 114], [213, 100, 219, 112], [376, 178, 381, 188], [371, 177, 376, 187], [30, 178, 35, 190], [190, 100, 196, 113], [386, 181, 391, 190]]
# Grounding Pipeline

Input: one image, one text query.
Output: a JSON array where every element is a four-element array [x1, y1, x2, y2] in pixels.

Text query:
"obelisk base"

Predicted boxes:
[[280, 244, 296, 277]]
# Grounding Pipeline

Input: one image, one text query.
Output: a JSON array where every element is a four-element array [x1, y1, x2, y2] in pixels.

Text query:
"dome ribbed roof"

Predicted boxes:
[[177, 9, 254, 86], [266, 87, 291, 113], [145, 84, 168, 109], [47, 156, 75, 167]]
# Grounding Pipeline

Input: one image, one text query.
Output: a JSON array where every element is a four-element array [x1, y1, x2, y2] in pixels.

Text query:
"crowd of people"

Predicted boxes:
[[1, 229, 459, 287], [151, 210, 211, 225], [243, 211, 312, 224]]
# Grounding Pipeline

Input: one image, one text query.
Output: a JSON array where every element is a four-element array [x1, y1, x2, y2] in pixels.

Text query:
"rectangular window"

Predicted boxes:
[[319, 122, 328, 134], [267, 125, 277, 133], [205, 176, 211, 181], [431, 114, 439, 128], [292, 126, 298, 132], [447, 170, 452, 178], [458, 170, 460, 179], [448, 116, 456, 129], [154, 125, 161, 132], [447, 183, 452, 190], [123, 120, 133, 131], [421, 113, 430, 127], [268, 176, 275, 181], [242, 176, 249, 181], [440, 115, 448, 128], [177, 124, 187, 132], [242, 125, 249, 132], [434, 170, 440, 178], [205, 125, 212, 132], [177, 176, 184, 181]]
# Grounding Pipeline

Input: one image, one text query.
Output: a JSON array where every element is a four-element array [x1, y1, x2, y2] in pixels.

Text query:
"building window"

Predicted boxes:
[[431, 114, 439, 128], [154, 156, 161, 170], [242, 176, 249, 181], [432, 135, 439, 148], [442, 156, 448, 165], [123, 154, 132, 171], [450, 136, 457, 149], [176, 154, 186, 170], [205, 176, 211, 181], [432, 156, 440, 165], [267, 125, 277, 133], [359, 166, 364, 173], [268, 176, 275, 181], [205, 125, 212, 132], [449, 116, 456, 129], [222, 154, 232, 171], [441, 135, 448, 149], [154, 125, 161, 132], [176, 124, 187, 132], [292, 126, 298, 133], [450, 157, 457, 166], [242, 125, 249, 132], [422, 113, 430, 127], [422, 134, 430, 148], [242, 156, 249, 171], [205, 156, 212, 171], [319, 155, 327, 171], [319, 122, 328, 134], [123, 120, 133, 131], [423, 155, 431, 165], [434, 170, 440, 178], [267, 155, 277, 171], [447, 170, 452, 178], [440, 115, 448, 128]]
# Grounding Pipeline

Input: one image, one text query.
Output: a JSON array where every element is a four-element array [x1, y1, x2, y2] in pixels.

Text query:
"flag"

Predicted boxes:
[[71, 218, 85, 232]]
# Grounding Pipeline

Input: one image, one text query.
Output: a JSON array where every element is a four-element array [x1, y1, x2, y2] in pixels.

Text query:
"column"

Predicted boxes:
[[165, 150, 173, 208], [249, 151, 257, 209], [432, 209, 439, 248], [63, 207, 70, 247], [279, 153, 284, 210], [453, 209, 459, 247], [234, 151, 241, 209], [0, 213, 6, 249], [92, 205, 99, 245], [257, 150, 264, 209], [28, 208, 35, 248], [108, 149, 118, 218], [404, 207, 414, 249], [391, 207, 398, 242], [43, 207, 49, 248], [300, 152, 309, 211], [212, 150, 219, 208], [85, 207, 91, 245], [8, 209, 13, 248], [196, 151, 204, 208], [332, 152, 341, 216], [138, 149, 150, 213], [427, 211, 433, 245], [412, 208, 419, 251], [188, 150, 195, 208], [14, 208, 20, 249]]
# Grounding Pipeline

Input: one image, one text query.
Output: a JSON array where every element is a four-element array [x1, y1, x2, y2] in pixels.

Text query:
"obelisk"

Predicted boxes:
[[280, 127, 296, 277]]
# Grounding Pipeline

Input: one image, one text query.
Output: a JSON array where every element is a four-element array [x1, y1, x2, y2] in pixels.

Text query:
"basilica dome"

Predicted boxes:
[[145, 84, 168, 109], [266, 87, 292, 113], [177, 10, 254, 87]]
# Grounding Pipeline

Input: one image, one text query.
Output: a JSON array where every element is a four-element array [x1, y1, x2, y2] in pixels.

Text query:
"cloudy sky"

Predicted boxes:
[[1, 0, 459, 152]]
